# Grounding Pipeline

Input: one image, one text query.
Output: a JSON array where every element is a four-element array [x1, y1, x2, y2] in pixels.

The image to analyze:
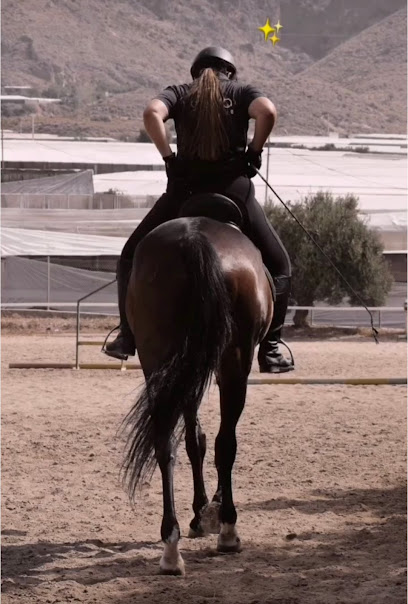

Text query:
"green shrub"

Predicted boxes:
[[264, 191, 393, 326]]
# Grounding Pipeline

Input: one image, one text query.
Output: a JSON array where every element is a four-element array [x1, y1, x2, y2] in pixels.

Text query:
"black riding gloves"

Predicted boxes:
[[245, 145, 262, 178], [163, 153, 190, 197], [163, 152, 179, 181]]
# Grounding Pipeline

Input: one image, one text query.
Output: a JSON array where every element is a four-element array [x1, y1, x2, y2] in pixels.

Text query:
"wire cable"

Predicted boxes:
[[255, 167, 380, 343]]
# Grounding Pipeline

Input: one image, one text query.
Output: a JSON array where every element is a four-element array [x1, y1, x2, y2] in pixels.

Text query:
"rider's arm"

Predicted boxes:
[[248, 97, 277, 152], [143, 99, 173, 158]]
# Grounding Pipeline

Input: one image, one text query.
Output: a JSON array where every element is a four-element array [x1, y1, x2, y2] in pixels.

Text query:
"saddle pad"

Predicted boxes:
[[264, 266, 276, 302]]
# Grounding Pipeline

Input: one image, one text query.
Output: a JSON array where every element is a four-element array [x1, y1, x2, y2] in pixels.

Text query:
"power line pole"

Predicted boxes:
[[1, 120, 4, 172]]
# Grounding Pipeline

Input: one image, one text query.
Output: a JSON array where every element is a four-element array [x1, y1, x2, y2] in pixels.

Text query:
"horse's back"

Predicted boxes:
[[134, 216, 265, 277], [196, 218, 273, 336], [127, 217, 273, 364], [137, 215, 270, 299]]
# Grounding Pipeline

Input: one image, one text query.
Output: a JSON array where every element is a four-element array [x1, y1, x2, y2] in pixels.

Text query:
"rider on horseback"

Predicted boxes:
[[104, 46, 294, 374]]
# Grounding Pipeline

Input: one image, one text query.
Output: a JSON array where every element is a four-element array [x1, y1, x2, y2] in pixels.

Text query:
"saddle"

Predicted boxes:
[[178, 193, 276, 301], [179, 192, 243, 229]]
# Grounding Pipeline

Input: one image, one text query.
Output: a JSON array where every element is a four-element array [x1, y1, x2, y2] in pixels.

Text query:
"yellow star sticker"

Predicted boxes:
[[258, 18, 275, 41], [275, 20, 283, 33], [270, 32, 280, 46]]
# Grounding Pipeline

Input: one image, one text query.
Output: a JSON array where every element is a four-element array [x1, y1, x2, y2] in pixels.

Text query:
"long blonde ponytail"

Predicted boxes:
[[181, 68, 229, 161]]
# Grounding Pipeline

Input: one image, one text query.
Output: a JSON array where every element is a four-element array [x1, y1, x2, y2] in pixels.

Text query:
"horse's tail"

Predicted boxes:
[[121, 223, 233, 499]]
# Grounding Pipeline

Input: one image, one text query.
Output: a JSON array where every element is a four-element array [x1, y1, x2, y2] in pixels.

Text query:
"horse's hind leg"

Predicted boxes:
[[213, 346, 251, 553], [154, 434, 185, 575], [184, 413, 209, 537]]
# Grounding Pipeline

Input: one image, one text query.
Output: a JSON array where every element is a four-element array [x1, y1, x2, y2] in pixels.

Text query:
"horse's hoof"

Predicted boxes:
[[216, 540, 242, 554], [159, 565, 185, 576], [188, 525, 206, 538], [159, 556, 185, 576], [217, 523, 242, 553], [201, 502, 221, 535]]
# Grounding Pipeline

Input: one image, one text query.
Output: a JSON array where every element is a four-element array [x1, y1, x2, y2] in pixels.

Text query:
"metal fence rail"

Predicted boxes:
[[2, 303, 403, 312], [3, 301, 405, 370], [2, 301, 406, 329], [2, 303, 403, 311]]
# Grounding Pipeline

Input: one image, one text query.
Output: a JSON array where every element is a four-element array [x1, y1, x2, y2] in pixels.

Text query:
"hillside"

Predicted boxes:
[[1, 0, 406, 138], [279, 0, 406, 59], [298, 8, 407, 123]]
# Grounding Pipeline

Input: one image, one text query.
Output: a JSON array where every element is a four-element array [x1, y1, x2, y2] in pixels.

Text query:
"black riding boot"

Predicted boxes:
[[103, 260, 135, 361], [258, 275, 294, 374]]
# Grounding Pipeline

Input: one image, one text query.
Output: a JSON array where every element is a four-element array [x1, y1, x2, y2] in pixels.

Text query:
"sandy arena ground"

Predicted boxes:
[[1, 331, 407, 604]]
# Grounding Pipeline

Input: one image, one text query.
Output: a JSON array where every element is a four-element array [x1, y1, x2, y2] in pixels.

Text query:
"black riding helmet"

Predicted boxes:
[[190, 46, 237, 80]]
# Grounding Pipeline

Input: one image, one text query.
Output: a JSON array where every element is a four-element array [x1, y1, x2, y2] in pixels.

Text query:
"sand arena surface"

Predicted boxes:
[[1, 333, 407, 604]]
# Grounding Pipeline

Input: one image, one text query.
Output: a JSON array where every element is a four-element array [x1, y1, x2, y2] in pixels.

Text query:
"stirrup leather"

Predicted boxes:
[[101, 324, 120, 354], [276, 337, 295, 368]]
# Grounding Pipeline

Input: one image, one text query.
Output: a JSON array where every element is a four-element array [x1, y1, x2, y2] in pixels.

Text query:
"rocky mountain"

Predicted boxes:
[[297, 7, 407, 124], [1, 0, 406, 138]]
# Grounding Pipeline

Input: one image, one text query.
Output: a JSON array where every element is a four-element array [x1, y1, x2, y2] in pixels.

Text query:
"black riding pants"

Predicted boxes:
[[120, 175, 291, 280]]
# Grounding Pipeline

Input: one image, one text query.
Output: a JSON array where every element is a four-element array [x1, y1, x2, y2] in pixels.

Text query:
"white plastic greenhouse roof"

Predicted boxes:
[[1, 170, 94, 194], [1, 227, 127, 257], [2, 136, 406, 239]]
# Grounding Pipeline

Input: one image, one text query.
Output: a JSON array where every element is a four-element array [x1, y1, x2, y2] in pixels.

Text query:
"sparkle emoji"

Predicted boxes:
[[270, 32, 280, 46], [258, 18, 275, 41], [275, 20, 283, 33]]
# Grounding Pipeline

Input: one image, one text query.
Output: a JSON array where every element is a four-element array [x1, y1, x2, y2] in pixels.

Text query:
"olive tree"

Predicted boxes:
[[264, 191, 393, 326]]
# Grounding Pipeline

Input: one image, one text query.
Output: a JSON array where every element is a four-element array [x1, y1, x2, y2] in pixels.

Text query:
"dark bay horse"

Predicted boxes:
[[122, 205, 273, 575]]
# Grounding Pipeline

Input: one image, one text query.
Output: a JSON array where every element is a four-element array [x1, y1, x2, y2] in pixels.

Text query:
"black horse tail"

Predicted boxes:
[[121, 223, 233, 499]]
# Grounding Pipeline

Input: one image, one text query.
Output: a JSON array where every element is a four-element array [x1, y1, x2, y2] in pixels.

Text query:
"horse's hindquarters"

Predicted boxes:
[[123, 216, 273, 575], [127, 238, 189, 374]]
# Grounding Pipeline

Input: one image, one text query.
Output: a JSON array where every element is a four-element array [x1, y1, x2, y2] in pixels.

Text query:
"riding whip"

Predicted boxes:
[[254, 167, 379, 343]]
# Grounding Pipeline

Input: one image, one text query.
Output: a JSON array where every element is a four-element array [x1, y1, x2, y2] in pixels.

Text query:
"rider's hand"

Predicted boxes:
[[164, 152, 182, 181], [163, 153, 189, 197], [245, 145, 262, 178]]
